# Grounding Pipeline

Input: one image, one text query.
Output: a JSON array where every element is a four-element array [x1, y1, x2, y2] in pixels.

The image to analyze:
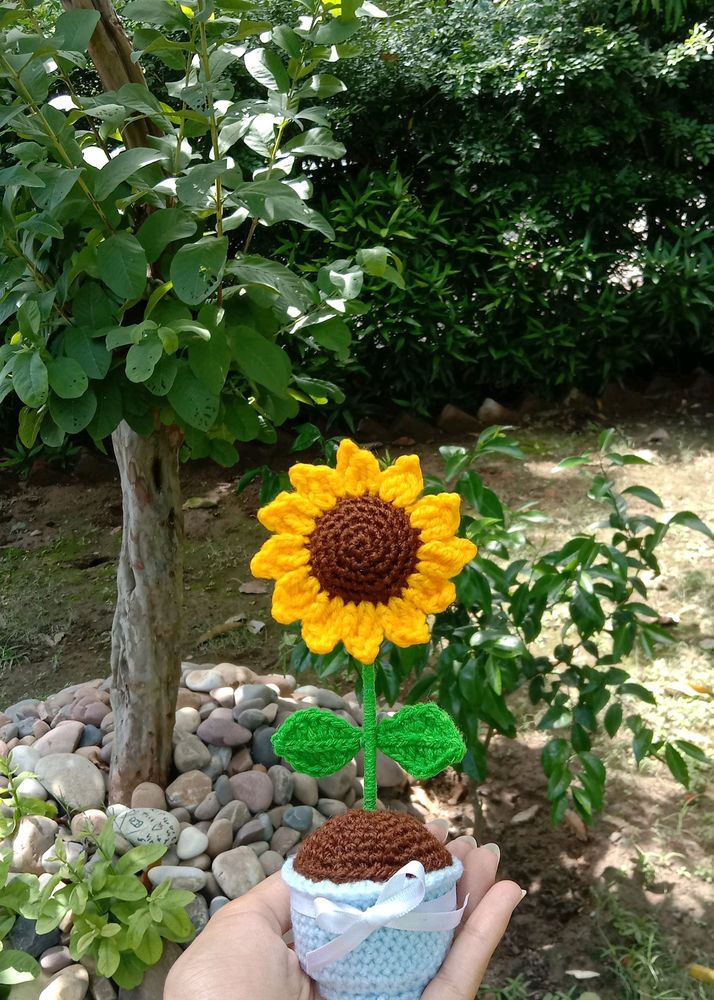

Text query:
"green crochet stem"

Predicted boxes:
[[362, 663, 377, 811]]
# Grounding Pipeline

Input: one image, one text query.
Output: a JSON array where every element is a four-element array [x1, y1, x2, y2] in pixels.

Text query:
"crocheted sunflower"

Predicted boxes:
[[251, 439, 477, 664]]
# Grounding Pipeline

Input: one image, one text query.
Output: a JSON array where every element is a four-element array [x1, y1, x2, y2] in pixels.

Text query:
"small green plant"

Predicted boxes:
[[283, 427, 713, 825], [0, 851, 41, 991], [23, 822, 195, 989], [0, 756, 57, 840], [0, 437, 80, 478]]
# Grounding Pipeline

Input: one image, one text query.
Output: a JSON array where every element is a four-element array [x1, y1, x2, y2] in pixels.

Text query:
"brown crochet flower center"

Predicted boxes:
[[294, 809, 452, 883], [308, 495, 420, 605]]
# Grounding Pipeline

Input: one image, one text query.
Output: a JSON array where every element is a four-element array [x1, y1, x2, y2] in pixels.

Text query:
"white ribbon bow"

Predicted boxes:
[[291, 861, 467, 975]]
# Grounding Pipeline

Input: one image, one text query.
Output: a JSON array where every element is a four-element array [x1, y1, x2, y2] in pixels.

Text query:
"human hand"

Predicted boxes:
[[163, 821, 524, 1000]]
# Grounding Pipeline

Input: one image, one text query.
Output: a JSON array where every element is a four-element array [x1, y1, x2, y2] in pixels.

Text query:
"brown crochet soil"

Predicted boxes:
[[293, 808, 452, 883]]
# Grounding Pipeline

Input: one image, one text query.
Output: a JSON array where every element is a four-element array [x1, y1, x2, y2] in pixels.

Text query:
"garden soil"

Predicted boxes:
[[1, 410, 713, 998]]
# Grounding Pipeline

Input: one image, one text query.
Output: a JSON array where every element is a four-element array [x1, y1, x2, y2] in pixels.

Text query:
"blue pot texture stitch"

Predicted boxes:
[[282, 857, 463, 1000]]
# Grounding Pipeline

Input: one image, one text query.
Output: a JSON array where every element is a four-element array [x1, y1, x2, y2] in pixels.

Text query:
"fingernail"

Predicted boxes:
[[520, 889, 527, 900], [451, 834, 478, 849], [430, 819, 450, 841], [481, 842, 500, 862]]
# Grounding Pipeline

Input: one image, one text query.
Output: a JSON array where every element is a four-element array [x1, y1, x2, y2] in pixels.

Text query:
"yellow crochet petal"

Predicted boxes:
[[250, 534, 309, 579], [335, 439, 380, 496], [379, 597, 430, 648], [271, 566, 321, 625], [301, 595, 345, 655], [378, 455, 424, 508], [404, 573, 457, 614], [408, 493, 462, 542], [340, 602, 383, 664], [257, 491, 319, 535], [417, 537, 478, 579], [288, 463, 340, 512]]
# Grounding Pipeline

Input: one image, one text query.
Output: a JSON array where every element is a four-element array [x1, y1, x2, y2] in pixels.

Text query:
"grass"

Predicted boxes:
[[478, 977, 579, 999], [594, 888, 711, 1000]]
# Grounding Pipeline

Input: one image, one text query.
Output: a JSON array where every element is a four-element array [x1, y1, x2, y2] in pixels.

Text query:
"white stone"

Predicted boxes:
[[9, 745, 41, 774], [17, 777, 48, 800], [113, 808, 180, 848], [11, 816, 58, 875], [174, 707, 201, 733], [176, 826, 209, 860], [147, 865, 206, 892], [40, 964, 89, 1000], [35, 754, 105, 812]]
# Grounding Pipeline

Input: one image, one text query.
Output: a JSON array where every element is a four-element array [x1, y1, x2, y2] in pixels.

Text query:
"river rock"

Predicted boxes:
[[235, 708, 267, 731], [17, 778, 48, 800], [268, 765, 293, 806], [41, 964, 89, 1000], [234, 685, 277, 710], [9, 745, 40, 774], [113, 808, 179, 848], [260, 850, 284, 876], [174, 734, 211, 772], [130, 782, 166, 811], [234, 814, 272, 846], [70, 810, 107, 838], [39, 947, 73, 974], [174, 707, 201, 734], [78, 726, 103, 748], [317, 798, 348, 818], [250, 727, 279, 768], [318, 762, 357, 800], [11, 816, 59, 874], [34, 722, 85, 757], [35, 754, 104, 811], [228, 771, 273, 813], [292, 773, 319, 806], [270, 826, 300, 855], [194, 792, 221, 821], [206, 818, 233, 858], [6, 916, 60, 959], [147, 866, 206, 892], [185, 669, 225, 693], [282, 805, 313, 832], [196, 712, 251, 749], [176, 827, 209, 860], [165, 770, 212, 811], [212, 846, 265, 899], [214, 774, 233, 806], [214, 800, 250, 830], [185, 894, 209, 935], [228, 749, 252, 774]]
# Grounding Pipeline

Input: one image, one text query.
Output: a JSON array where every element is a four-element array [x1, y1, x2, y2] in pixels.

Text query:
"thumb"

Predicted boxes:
[[422, 880, 524, 1000]]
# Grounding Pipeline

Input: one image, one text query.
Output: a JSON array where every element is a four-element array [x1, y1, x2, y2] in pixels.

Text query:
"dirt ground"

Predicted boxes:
[[1, 407, 713, 999]]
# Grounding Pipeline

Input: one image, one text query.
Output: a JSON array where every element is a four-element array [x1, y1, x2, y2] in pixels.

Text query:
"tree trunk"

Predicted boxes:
[[109, 421, 184, 803]]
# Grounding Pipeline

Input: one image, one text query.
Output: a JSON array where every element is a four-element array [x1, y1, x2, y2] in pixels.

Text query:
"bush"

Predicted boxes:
[[281, 429, 713, 826], [278, 0, 714, 412]]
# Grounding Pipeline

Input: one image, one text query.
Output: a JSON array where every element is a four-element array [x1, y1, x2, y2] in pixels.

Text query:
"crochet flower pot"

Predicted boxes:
[[283, 810, 464, 1000], [250, 441, 479, 998]]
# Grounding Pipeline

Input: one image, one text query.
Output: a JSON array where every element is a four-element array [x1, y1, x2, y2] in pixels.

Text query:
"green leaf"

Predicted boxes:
[[664, 743, 689, 788], [97, 233, 148, 300], [136, 208, 197, 263], [210, 439, 238, 467], [228, 326, 291, 396], [244, 47, 290, 92], [18, 406, 43, 449], [88, 381, 122, 441], [674, 739, 710, 764], [94, 148, 164, 201], [376, 704, 466, 779], [47, 357, 88, 399], [297, 73, 347, 98], [667, 511, 714, 541], [73, 283, 116, 329], [167, 365, 219, 431], [188, 327, 231, 396], [622, 485, 663, 508], [49, 389, 97, 433], [281, 128, 346, 159], [619, 682, 656, 705], [53, 9, 100, 51], [12, 352, 48, 408], [64, 329, 112, 380], [170, 237, 227, 306], [125, 335, 163, 383], [18, 300, 41, 337], [0, 949, 40, 986], [145, 355, 178, 396], [570, 589, 605, 639], [271, 708, 361, 777], [226, 255, 314, 312], [603, 702, 622, 738]]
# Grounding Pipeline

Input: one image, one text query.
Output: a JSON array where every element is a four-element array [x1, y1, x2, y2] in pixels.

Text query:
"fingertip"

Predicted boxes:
[[427, 818, 450, 843]]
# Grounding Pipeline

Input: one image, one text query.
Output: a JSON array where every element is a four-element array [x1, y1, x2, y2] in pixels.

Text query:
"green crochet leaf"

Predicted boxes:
[[271, 708, 362, 778], [376, 704, 466, 779]]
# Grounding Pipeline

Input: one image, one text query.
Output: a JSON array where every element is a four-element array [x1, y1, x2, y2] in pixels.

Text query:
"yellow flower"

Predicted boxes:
[[251, 440, 477, 663]]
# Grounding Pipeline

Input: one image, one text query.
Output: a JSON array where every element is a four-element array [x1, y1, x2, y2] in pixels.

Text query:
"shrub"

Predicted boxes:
[[281, 429, 713, 825]]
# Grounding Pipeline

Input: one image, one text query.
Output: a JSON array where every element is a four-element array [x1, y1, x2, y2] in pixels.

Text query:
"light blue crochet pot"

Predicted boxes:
[[283, 856, 463, 1000]]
